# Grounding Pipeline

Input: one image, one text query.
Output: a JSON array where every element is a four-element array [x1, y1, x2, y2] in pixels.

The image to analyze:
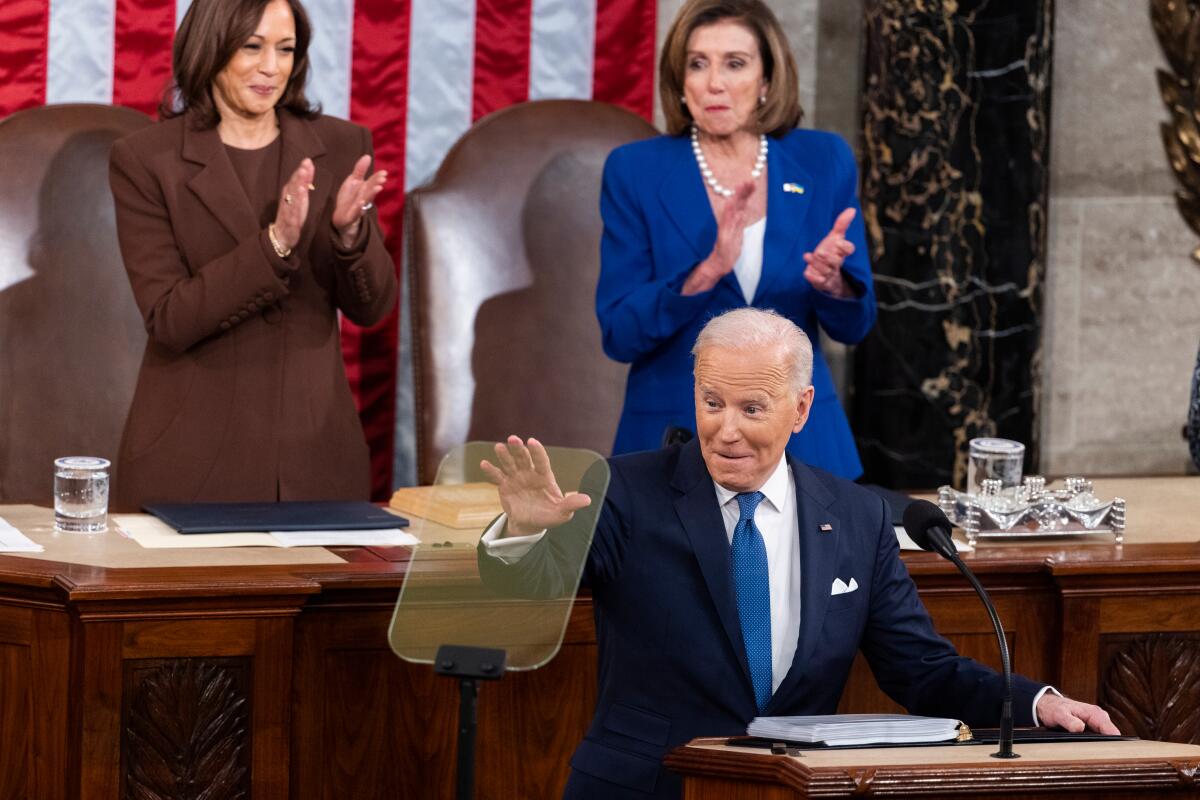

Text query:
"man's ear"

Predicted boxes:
[[792, 386, 815, 434]]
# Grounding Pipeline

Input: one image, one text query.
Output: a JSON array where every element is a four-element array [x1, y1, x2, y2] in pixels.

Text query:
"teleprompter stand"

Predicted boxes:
[[388, 443, 609, 799], [435, 645, 508, 800]]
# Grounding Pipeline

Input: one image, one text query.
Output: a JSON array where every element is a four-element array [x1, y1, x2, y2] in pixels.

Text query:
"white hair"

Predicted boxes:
[[691, 308, 813, 393]]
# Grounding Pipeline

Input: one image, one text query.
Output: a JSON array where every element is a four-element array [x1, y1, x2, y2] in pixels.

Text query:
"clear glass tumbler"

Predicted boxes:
[[965, 438, 1025, 496], [53, 456, 110, 533]]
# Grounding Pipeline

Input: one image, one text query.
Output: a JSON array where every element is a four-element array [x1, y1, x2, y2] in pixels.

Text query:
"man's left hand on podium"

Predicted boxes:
[[1036, 693, 1121, 735]]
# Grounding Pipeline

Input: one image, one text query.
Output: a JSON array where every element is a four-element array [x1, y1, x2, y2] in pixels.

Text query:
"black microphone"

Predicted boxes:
[[902, 500, 1019, 759]]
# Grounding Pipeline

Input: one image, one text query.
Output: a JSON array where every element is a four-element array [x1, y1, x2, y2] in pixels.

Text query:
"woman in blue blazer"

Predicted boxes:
[[597, 0, 875, 479]]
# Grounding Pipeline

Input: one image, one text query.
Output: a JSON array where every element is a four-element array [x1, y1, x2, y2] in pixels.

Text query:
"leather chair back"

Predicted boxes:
[[408, 100, 656, 484], [0, 104, 152, 503]]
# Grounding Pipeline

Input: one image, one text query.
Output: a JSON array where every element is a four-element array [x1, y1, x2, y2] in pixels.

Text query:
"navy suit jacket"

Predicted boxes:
[[480, 440, 1043, 799], [597, 131, 876, 478]]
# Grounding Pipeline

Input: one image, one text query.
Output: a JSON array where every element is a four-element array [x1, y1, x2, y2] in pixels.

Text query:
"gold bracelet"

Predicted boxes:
[[267, 224, 292, 258]]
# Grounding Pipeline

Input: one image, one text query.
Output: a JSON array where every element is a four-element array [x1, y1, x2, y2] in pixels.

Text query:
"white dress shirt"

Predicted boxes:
[[712, 456, 800, 695]]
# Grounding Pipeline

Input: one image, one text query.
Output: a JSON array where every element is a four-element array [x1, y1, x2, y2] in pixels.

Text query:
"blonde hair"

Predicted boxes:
[[659, 0, 802, 137], [692, 308, 813, 393]]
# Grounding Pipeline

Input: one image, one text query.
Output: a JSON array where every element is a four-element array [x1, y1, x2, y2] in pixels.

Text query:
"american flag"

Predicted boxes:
[[0, 0, 657, 496]]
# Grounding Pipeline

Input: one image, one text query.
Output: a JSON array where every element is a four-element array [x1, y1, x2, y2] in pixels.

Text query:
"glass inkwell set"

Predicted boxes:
[[937, 439, 1126, 548]]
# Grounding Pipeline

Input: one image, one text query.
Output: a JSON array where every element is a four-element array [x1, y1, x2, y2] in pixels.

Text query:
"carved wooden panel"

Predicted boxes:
[[121, 657, 251, 800], [1099, 633, 1200, 744]]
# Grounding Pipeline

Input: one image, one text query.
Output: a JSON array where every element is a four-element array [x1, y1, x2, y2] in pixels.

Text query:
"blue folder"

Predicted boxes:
[[144, 501, 409, 534]]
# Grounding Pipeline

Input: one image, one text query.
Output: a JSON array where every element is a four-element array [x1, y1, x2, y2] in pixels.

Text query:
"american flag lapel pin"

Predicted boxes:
[[819, 523, 833, 532], [783, 182, 805, 195]]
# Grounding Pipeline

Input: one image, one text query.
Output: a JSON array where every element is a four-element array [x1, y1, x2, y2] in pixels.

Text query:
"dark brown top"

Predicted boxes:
[[224, 137, 282, 229]]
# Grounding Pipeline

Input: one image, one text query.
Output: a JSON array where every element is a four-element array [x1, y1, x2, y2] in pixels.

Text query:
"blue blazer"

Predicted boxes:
[[479, 441, 1043, 799], [597, 130, 877, 479]]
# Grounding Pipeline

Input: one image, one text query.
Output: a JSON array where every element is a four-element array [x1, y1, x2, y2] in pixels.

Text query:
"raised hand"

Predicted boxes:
[[479, 436, 592, 538], [803, 207, 857, 298], [272, 157, 316, 252], [332, 154, 388, 249], [683, 180, 756, 295]]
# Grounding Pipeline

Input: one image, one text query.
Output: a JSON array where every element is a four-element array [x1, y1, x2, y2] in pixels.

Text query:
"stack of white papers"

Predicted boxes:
[[0, 516, 45, 553], [748, 714, 961, 747]]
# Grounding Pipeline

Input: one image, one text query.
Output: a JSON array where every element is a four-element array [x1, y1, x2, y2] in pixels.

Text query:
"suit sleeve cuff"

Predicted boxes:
[[479, 515, 546, 563], [1031, 685, 1062, 726]]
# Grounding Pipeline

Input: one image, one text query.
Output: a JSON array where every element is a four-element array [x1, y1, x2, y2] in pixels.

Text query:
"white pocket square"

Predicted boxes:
[[831, 577, 859, 596]]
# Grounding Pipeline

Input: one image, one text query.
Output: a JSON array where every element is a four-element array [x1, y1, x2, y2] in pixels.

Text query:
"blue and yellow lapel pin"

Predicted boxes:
[[783, 182, 805, 195]]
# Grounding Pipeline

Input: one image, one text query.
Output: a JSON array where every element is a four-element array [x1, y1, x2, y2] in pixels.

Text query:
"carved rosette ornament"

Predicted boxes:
[[123, 659, 250, 799], [1152, 0, 1200, 263], [1100, 634, 1200, 744]]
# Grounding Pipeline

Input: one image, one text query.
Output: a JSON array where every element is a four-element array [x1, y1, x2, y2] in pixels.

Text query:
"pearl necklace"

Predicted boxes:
[[690, 126, 768, 198]]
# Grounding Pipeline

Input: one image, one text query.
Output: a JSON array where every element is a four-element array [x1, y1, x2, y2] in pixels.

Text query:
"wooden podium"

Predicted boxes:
[[664, 738, 1200, 799]]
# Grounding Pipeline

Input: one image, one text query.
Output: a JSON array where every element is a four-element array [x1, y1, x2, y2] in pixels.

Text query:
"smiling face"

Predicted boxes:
[[683, 18, 767, 138], [694, 344, 813, 493], [212, 0, 296, 124]]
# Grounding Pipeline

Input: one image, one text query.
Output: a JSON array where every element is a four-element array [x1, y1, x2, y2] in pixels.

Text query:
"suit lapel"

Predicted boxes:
[[182, 110, 330, 252], [765, 457, 841, 714], [756, 139, 815, 302], [670, 441, 755, 692], [656, 138, 717, 265], [183, 121, 257, 244]]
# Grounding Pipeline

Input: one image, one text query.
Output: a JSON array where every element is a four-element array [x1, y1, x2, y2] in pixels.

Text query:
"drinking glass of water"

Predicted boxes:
[[53, 456, 110, 533], [965, 438, 1025, 496]]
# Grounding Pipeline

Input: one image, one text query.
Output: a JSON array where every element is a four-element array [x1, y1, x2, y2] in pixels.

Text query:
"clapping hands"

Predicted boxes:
[[271, 155, 389, 253]]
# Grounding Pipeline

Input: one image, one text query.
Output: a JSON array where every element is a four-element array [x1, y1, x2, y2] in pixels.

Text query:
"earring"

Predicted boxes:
[[681, 95, 687, 106], [758, 95, 766, 106]]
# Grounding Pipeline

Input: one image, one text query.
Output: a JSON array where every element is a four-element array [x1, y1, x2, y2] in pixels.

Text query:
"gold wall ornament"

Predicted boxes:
[[1152, 0, 1200, 263]]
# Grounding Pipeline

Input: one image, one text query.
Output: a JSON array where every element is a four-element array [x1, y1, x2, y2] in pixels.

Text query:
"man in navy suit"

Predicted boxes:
[[480, 308, 1117, 799]]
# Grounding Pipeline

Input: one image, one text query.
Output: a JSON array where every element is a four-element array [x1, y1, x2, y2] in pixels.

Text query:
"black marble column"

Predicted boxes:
[[852, 0, 1053, 489]]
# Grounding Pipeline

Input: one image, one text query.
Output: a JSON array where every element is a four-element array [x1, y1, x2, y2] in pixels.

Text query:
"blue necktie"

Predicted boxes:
[[732, 491, 772, 712]]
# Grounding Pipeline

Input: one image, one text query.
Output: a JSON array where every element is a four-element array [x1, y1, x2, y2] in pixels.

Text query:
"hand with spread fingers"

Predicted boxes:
[[480, 436, 592, 538], [1035, 693, 1121, 735], [802, 207, 857, 298], [272, 157, 316, 253], [332, 154, 388, 249]]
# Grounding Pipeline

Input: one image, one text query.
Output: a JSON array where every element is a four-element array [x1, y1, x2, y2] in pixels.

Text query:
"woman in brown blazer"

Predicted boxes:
[[109, 0, 396, 510]]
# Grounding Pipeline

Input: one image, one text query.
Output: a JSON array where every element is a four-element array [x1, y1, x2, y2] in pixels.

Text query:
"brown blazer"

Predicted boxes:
[[109, 110, 396, 510]]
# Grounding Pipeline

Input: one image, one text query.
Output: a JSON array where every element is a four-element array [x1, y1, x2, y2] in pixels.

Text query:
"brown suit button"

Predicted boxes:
[[219, 321, 231, 331], [237, 310, 250, 320], [264, 291, 275, 301]]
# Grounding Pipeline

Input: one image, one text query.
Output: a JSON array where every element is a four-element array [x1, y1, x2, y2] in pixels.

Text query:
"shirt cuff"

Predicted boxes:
[[479, 514, 546, 563], [1031, 685, 1062, 726]]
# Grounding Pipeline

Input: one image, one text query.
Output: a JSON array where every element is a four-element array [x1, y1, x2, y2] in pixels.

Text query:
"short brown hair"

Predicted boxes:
[[161, 0, 319, 128], [659, 0, 802, 137]]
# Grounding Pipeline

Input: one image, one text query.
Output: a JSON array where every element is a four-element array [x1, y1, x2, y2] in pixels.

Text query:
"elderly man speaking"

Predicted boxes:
[[479, 307, 1116, 800]]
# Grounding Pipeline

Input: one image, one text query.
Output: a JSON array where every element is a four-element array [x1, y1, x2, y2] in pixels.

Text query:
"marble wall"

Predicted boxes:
[[1041, 0, 1200, 475]]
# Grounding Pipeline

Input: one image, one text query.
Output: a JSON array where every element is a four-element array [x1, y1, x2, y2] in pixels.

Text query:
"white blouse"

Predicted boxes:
[[733, 216, 767, 303]]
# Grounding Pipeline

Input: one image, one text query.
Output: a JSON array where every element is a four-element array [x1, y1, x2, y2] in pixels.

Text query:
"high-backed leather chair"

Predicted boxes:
[[407, 100, 656, 484], [0, 104, 152, 503]]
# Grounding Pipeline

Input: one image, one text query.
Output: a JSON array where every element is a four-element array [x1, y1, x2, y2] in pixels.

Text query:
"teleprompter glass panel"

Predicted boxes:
[[388, 442, 608, 671]]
